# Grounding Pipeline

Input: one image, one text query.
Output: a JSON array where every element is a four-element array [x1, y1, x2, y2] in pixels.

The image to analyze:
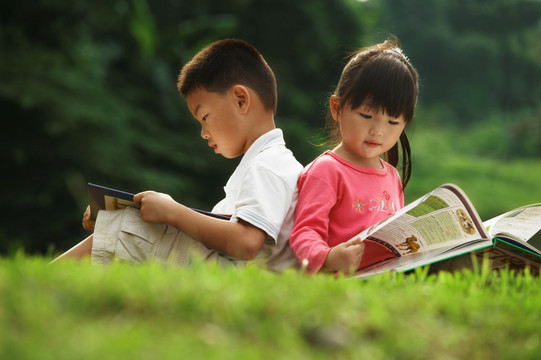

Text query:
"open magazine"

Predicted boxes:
[[88, 183, 230, 221], [351, 184, 541, 278]]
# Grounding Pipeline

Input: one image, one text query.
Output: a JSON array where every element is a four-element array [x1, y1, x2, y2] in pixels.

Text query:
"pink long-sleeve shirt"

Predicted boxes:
[[290, 151, 404, 273]]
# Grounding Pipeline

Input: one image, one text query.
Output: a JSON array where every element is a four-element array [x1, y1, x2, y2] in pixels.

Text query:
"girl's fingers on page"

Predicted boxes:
[[353, 241, 365, 256], [347, 238, 363, 246]]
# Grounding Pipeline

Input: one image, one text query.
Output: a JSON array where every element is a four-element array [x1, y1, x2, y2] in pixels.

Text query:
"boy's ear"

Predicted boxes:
[[330, 95, 341, 121], [232, 85, 250, 114]]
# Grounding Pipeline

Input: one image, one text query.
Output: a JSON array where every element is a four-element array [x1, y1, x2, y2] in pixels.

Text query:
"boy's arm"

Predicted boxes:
[[134, 191, 266, 260]]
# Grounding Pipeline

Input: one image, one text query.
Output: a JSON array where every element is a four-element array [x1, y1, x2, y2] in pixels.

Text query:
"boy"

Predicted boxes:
[[54, 39, 303, 272]]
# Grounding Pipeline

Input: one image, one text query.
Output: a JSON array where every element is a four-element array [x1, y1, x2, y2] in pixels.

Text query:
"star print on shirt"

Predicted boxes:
[[352, 191, 396, 216], [352, 198, 367, 213]]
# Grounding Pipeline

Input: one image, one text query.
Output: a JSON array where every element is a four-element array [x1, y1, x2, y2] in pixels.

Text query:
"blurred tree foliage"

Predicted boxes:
[[0, 0, 367, 253], [0, 0, 540, 254], [376, 0, 541, 155]]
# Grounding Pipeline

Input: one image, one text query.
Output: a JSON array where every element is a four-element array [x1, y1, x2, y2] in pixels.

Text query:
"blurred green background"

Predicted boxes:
[[1, 0, 540, 255]]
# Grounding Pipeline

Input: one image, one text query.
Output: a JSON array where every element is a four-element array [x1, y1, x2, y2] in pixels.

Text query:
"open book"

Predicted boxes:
[[351, 184, 541, 278], [88, 183, 230, 221]]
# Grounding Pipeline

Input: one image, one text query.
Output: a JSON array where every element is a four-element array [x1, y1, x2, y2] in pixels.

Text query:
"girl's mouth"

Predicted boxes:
[[365, 140, 380, 147]]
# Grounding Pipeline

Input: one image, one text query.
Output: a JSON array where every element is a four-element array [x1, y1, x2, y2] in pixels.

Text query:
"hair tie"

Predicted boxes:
[[384, 47, 409, 62]]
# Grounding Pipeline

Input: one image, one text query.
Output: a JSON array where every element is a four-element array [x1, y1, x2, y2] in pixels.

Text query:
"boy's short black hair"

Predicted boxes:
[[178, 39, 277, 114]]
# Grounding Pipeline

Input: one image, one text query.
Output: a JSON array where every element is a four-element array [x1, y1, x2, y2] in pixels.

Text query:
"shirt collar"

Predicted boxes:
[[226, 129, 284, 186], [229, 128, 285, 178], [240, 128, 284, 163]]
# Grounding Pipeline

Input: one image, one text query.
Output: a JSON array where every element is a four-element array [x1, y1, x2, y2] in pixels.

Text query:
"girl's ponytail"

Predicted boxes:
[[385, 131, 411, 189]]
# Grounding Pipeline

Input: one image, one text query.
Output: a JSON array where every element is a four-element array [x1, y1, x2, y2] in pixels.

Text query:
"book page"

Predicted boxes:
[[103, 195, 137, 211], [477, 242, 541, 274], [352, 184, 488, 256], [486, 204, 541, 251]]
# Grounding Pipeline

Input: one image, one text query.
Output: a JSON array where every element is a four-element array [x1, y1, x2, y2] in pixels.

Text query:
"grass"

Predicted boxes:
[[1, 256, 540, 359], [4, 115, 540, 359]]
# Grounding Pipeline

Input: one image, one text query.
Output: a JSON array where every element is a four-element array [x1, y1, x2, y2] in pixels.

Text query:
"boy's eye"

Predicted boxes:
[[389, 120, 400, 125], [202, 114, 208, 121]]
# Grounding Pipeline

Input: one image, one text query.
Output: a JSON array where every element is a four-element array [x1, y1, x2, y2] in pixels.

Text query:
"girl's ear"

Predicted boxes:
[[329, 95, 341, 121], [232, 85, 250, 114]]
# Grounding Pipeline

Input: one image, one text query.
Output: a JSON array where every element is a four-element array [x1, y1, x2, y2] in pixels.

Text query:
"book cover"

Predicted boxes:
[[88, 183, 230, 221]]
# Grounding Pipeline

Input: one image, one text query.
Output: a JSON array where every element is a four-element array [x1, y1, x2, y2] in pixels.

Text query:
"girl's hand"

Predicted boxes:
[[82, 205, 95, 231], [134, 191, 176, 224], [323, 238, 365, 274]]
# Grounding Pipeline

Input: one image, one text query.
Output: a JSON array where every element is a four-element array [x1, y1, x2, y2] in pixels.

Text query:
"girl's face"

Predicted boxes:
[[330, 96, 406, 168]]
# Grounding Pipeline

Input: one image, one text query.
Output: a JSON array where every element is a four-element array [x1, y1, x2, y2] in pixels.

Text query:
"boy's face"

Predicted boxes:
[[186, 87, 248, 159]]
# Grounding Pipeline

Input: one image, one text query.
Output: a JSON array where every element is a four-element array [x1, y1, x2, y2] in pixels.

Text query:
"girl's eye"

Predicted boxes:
[[389, 120, 400, 125], [359, 113, 372, 119], [202, 114, 209, 121]]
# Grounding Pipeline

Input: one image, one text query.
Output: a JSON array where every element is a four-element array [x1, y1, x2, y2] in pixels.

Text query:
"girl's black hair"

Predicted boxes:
[[325, 36, 419, 188]]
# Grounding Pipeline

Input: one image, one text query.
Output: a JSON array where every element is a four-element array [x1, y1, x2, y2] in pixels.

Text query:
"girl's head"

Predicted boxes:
[[326, 37, 419, 188]]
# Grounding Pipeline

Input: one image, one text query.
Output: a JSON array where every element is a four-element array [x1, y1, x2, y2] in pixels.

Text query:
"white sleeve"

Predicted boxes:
[[232, 164, 295, 243]]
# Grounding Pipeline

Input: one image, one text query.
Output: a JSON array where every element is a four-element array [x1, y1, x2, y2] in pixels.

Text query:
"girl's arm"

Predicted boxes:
[[134, 191, 266, 261], [289, 174, 337, 273], [291, 171, 366, 274]]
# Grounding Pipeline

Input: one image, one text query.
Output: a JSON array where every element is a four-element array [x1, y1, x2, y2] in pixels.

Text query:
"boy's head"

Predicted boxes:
[[178, 39, 277, 114]]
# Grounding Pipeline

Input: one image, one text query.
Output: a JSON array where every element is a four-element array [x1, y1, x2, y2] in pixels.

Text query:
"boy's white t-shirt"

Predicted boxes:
[[212, 128, 303, 271]]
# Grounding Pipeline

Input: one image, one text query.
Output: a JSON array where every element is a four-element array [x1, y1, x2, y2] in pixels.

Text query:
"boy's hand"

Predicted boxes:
[[134, 191, 176, 224], [82, 205, 95, 231], [322, 238, 365, 274]]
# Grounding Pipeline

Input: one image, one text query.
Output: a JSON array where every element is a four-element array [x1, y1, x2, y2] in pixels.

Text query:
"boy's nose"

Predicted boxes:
[[201, 128, 210, 139]]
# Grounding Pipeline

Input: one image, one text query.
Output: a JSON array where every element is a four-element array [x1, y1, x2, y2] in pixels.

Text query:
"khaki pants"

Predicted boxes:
[[91, 207, 234, 266]]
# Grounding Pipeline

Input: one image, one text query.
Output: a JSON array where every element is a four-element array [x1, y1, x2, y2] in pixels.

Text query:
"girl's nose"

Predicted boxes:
[[369, 123, 383, 137]]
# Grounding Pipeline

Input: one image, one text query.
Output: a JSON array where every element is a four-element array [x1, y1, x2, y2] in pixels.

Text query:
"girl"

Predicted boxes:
[[290, 37, 419, 274]]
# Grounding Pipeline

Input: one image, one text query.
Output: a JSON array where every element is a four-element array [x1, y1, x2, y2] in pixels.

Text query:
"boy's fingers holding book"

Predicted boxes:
[[133, 191, 148, 206], [134, 191, 173, 206], [82, 205, 95, 231], [134, 191, 177, 224], [133, 191, 158, 206]]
